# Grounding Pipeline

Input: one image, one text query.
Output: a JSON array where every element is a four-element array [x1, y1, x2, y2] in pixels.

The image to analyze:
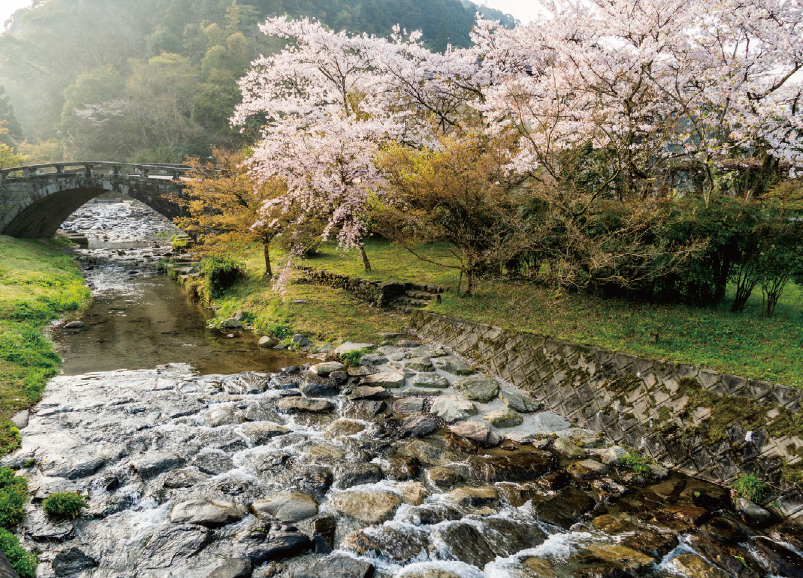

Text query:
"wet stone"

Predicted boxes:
[[245, 401, 286, 423], [467, 448, 556, 483], [751, 536, 803, 577], [301, 375, 340, 397], [383, 456, 420, 481], [344, 525, 429, 562], [205, 558, 253, 578], [193, 449, 235, 475], [686, 534, 763, 578], [450, 420, 502, 447], [480, 516, 548, 556], [566, 459, 610, 479], [206, 406, 246, 427], [309, 362, 346, 376], [437, 522, 496, 568], [234, 526, 313, 564], [443, 486, 500, 514], [138, 524, 212, 569], [552, 437, 586, 459], [328, 490, 401, 524], [23, 508, 74, 541], [241, 421, 290, 444], [343, 399, 385, 420], [292, 555, 374, 578], [132, 451, 183, 479], [619, 527, 678, 558], [170, 499, 245, 528], [399, 414, 438, 438], [426, 466, 464, 489], [348, 385, 390, 400], [252, 492, 319, 523], [393, 397, 425, 414], [163, 468, 208, 489], [335, 463, 383, 489], [221, 372, 269, 395], [52, 547, 99, 577], [670, 554, 730, 578], [324, 418, 366, 438], [277, 397, 335, 413]]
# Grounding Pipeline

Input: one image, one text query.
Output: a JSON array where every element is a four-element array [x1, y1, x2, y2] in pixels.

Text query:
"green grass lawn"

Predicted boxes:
[[290, 239, 803, 387], [0, 236, 90, 455]]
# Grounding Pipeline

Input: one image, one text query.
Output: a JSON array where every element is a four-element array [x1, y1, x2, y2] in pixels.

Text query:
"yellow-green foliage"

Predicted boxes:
[[42, 491, 87, 520]]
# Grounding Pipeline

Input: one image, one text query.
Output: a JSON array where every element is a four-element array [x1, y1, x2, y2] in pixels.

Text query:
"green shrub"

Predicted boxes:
[[621, 453, 652, 476], [171, 236, 188, 251], [200, 255, 245, 298], [339, 348, 370, 367], [42, 492, 87, 521], [0, 467, 27, 530], [0, 529, 38, 578], [254, 320, 294, 340], [734, 473, 768, 503]]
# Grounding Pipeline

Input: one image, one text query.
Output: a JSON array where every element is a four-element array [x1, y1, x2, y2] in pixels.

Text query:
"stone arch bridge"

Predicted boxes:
[[0, 162, 191, 238]]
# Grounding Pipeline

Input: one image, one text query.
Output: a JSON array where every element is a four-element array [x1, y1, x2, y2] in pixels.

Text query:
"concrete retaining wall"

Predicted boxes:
[[410, 310, 803, 519]]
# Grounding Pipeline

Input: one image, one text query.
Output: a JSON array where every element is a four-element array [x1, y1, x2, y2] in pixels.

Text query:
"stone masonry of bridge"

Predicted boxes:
[[0, 162, 189, 238]]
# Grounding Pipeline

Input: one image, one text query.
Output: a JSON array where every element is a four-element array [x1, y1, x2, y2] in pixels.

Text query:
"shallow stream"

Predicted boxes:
[[3, 201, 801, 578]]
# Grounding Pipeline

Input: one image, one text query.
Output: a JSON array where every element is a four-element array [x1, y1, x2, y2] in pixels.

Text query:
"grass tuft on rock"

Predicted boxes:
[[42, 491, 88, 521]]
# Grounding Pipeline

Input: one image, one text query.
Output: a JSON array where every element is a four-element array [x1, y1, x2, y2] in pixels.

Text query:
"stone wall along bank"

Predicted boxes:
[[409, 310, 803, 520]]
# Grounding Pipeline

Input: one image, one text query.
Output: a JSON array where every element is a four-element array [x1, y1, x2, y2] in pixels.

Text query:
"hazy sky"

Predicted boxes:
[[1, 0, 539, 31]]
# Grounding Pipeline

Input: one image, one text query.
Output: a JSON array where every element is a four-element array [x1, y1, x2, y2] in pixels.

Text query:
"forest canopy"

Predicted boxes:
[[0, 0, 515, 164]]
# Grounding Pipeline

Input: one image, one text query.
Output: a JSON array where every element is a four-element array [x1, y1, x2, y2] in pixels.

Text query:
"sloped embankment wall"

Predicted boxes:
[[410, 310, 803, 519]]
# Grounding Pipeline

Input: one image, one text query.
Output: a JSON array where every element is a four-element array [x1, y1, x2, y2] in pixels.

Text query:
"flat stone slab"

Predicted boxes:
[[309, 362, 345, 376], [409, 373, 449, 389], [499, 390, 541, 413], [430, 395, 477, 423], [276, 397, 335, 413], [335, 342, 373, 355], [432, 356, 474, 375], [452, 375, 499, 403], [360, 372, 405, 388], [530, 411, 571, 433]]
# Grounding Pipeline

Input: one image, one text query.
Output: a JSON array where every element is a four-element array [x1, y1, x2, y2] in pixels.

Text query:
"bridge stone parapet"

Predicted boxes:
[[0, 162, 191, 238]]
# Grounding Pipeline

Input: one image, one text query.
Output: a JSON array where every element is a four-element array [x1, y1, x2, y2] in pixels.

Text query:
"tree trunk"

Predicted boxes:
[[263, 236, 273, 277], [465, 268, 474, 296], [359, 243, 372, 272]]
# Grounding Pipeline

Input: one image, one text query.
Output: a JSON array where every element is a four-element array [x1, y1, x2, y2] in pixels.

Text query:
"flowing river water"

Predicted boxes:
[[3, 201, 802, 578]]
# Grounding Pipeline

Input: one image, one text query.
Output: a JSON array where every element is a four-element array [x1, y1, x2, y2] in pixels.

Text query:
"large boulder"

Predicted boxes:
[[452, 376, 499, 403], [430, 395, 477, 423], [170, 499, 245, 528], [252, 492, 319, 523]]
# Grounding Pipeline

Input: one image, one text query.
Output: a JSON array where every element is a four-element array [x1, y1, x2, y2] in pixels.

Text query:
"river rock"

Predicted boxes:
[[52, 547, 98, 576], [252, 492, 319, 523], [132, 451, 183, 479], [163, 468, 208, 489], [437, 522, 496, 567], [170, 499, 245, 528], [139, 524, 212, 569], [598, 445, 629, 465], [499, 390, 541, 413], [360, 372, 405, 388], [450, 420, 502, 447], [277, 397, 335, 413], [234, 526, 313, 564], [192, 449, 235, 475], [301, 375, 340, 397], [359, 353, 387, 366], [245, 401, 286, 423], [452, 375, 499, 403], [394, 481, 429, 505], [324, 418, 365, 438], [292, 555, 374, 578], [221, 318, 243, 329], [291, 334, 310, 347], [309, 362, 345, 376], [328, 490, 401, 523], [736, 497, 775, 526], [409, 373, 449, 388], [10, 410, 29, 429], [567, 459, 610, 479], [399, 414, 438, 438], [443, 486, 500, 514], [221, 372, 269, 394], [406, 357, 435, 372], [241, 421, 290, 444], [483, 408, 523, 428], [430, 395, 477, 423], [467, 449, 556, 483], [752, 536, 803, 577], [686, 534, 763, 578], [480, 517, 548, 556], [258, 336, 279, 348], [23, 508, 74, 541], [335, 342, 373, 354], [394, 397, 425, 414], [205, 406, 246, 427], [205, 558, 253, 578], [552, 437, 586, 458], [432, 356, 474, 375], [348, 385, 389, 400], [335, 463, 384, 489], [427, 466, 464, 489], [344, 525, 429, 563], [382, 456, 420, 481], [670, 554, 730, 578]]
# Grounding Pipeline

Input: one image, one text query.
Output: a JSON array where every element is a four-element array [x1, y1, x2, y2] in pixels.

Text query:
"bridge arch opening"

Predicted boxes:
[[0, 162, 190, 239]]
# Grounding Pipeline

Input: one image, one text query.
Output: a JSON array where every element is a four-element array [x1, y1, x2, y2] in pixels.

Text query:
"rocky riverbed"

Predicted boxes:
[[4, 346, 803, 578]]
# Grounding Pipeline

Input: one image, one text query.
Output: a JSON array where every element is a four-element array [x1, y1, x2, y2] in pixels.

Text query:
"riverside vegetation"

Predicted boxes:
[[0, 235, 91, 576]]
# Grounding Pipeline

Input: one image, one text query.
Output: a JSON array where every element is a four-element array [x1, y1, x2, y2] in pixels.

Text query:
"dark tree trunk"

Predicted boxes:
[[263, 236, 273, 277], [359, 243, 372, 272]]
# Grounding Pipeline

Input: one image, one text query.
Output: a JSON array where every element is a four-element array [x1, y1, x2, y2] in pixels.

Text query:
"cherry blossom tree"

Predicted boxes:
[[233, 17, 395, 272]]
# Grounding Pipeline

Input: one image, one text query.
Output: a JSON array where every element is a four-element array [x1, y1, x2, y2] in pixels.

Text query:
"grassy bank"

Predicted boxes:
[[0, 236, 91, 455], [203, 238, 803, 388]]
